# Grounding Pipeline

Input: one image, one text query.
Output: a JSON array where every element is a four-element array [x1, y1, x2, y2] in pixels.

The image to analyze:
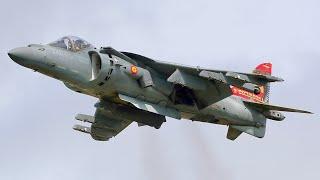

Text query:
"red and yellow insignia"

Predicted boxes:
[[231, 86, 265, 103], [131, 66, 138, 75]]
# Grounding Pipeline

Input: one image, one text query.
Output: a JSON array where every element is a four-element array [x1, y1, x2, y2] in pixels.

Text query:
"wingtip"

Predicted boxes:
[[299, 110, 313, 114]]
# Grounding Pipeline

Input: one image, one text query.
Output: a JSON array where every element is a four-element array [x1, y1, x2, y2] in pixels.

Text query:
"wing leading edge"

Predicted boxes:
[[121, 52, 284, 83]]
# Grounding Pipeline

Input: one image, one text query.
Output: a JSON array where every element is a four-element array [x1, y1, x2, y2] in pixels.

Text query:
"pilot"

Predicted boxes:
[[74, 39, 83, 51], [64, 37, 75, 51]]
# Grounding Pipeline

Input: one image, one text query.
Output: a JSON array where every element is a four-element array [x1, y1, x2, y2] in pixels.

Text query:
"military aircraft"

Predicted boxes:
[[8, 36, 312, 141]]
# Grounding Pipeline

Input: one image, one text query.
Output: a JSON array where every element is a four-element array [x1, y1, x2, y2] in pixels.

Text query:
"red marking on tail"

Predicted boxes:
[[254, 63, 272, 75], [231, 62, 272, 103], [231, 86, 265, 103]]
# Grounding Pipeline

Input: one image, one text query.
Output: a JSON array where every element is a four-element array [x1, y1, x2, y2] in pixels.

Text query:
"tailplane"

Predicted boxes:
[[227, 62, 312, 141]]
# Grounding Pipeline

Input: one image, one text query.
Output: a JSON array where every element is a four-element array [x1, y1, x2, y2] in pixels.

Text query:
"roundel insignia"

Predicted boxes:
[[131, 66, 138, 75]]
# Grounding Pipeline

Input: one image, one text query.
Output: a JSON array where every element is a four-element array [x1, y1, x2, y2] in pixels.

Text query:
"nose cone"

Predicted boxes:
[[8, 47, 45, 68], [8, 47, 28, 64]]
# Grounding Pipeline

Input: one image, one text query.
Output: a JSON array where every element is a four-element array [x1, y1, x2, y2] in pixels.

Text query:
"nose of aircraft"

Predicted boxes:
[[8, 47, 28, 64], [8, 47, 45, 68]]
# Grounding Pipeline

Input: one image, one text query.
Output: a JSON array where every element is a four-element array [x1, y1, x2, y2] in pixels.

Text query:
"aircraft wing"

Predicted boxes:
[[73, 99, 170, 141], [90, 106, 133, 141], [121, 52, 284, 84], [73, 105, 133, 141]]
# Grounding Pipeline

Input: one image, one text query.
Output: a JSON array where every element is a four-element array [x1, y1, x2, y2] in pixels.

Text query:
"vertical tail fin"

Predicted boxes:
[[227, 63, 272, 140], [231, 62, 272, 103], [253, 63, 272, 75], [253, 63, 272, 103]]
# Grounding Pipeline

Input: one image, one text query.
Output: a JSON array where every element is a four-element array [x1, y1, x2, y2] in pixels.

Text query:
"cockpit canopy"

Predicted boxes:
[[48, 36, 94, 52]]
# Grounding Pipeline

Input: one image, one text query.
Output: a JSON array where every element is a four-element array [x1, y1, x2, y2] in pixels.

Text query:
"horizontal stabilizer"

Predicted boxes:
[[244, 101, 313, 114]]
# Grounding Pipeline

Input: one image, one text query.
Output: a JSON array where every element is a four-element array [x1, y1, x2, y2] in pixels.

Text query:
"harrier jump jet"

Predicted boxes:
[[8, 36, 312, 141]]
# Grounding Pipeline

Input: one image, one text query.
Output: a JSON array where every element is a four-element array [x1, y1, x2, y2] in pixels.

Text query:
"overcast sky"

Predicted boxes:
[[0, 0, 319, 180]]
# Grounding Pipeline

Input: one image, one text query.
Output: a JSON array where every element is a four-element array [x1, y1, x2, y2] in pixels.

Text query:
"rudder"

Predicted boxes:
[[253, 63, 272, 103]]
